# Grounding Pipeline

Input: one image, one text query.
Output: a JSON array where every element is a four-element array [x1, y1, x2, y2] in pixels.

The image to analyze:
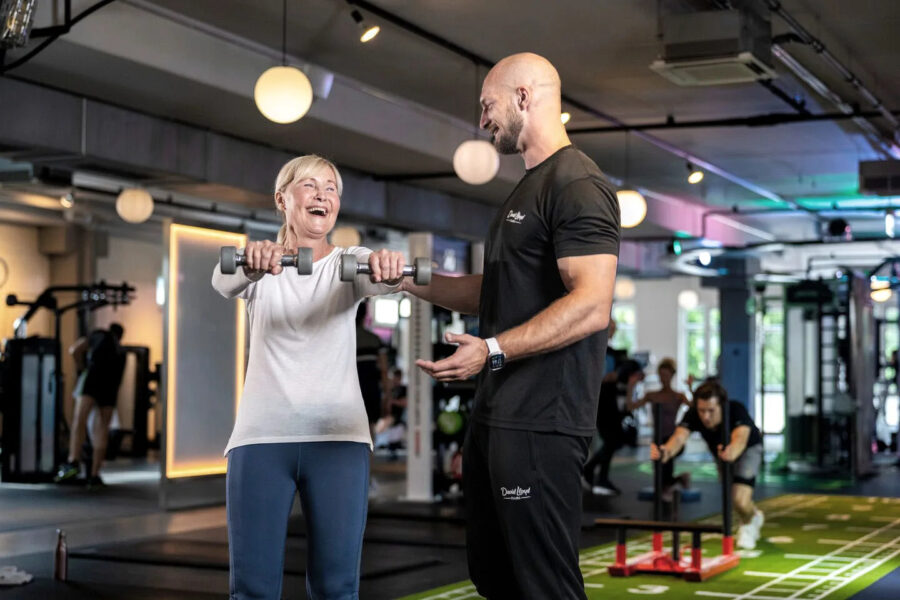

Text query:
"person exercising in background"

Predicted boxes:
[[356, 300, 390, 431], [356, 301, 390, 493], [650, 380, 765, 549], [583, 320, 642, 496], [631, 357, 691, 498], [56, 323, 126, 487]]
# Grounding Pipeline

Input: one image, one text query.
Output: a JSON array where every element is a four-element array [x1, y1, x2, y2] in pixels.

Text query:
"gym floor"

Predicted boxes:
[[1, 443, 898, 599]]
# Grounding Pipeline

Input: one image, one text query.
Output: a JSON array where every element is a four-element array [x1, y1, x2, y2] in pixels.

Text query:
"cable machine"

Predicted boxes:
[[0, 281, 133, 482]]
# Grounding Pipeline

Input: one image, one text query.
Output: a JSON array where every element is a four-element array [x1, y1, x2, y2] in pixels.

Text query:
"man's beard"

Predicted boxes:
[[493, 107, 523, 155]]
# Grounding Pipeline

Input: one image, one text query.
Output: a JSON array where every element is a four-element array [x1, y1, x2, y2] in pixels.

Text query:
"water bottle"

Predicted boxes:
[[53, 529, 67, 581]]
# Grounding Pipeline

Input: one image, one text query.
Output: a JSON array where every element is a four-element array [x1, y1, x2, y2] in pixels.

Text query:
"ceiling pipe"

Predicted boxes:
[[765, 0, 900, 158], [567, 109, 898, 134], [347, 0, 803, 213], [772, 45, 900, 160], [72, 186, 282, 233]]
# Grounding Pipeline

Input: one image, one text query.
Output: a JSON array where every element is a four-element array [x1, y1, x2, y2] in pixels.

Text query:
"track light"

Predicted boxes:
[[687, 162, 704, 184], [351, 9, 379, 43], [826, 217, 851, 240], [60, 193, 74, 209], [560, 112, 571, 125]]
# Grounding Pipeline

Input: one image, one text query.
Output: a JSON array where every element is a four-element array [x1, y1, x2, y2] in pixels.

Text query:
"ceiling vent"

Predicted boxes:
[[650, 9, 776, 86], [859, 160, 900, 197]]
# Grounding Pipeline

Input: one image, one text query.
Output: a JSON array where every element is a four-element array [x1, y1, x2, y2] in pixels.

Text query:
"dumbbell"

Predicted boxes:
[[220, 246, 313, 275], [339, 254, 432, 285]]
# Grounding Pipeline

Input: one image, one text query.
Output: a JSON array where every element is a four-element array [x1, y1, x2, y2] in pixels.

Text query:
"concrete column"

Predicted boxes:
[[704, 258, 759, 414], [406, 232, 434, 501]]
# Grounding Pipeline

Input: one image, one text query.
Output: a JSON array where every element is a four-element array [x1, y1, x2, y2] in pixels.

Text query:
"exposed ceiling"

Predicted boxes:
[[1, 0, 898, 255]]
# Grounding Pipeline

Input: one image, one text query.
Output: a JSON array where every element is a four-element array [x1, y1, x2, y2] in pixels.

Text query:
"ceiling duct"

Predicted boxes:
[[859, 161, 900, 197], [650, 9, 776, 86]]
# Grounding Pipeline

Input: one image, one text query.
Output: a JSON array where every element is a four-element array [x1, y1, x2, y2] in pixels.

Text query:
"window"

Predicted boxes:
[[755, 300, 785, 435], [680, 305, 720, 382], [610, 304, 636, 354]]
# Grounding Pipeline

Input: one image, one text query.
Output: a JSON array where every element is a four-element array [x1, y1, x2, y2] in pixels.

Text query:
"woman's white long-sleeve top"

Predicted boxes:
[[211, 246, 398, 455]]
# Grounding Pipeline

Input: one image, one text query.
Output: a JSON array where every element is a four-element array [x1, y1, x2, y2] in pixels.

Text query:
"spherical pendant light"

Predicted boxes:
[[678, 289, 700, 310], [614, 278, 636, 300], [453, 140, 500, 185], [617, 189, 647, 228], [116, 188, 154, 224], [254, 66, 313, 124]]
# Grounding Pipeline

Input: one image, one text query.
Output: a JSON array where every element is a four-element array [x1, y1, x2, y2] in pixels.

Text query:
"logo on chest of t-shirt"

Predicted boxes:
[[500, 485, 532, 500], [505, 210, 526, 225]]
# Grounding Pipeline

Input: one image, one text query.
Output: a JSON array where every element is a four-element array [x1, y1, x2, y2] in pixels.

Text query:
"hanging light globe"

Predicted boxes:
[[617, 189, 647, 228], [678, 289, 700, 310], [452, 140, 500, 185], [254, 66, 313, 124], [870, 279, 893, 303], [614, 278, 636, 300], [116, 188, 154, 224]]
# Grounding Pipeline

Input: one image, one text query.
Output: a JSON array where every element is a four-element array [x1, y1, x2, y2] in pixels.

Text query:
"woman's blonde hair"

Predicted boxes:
[[657, 357, 677, 373], [273, 155, 343, 245]]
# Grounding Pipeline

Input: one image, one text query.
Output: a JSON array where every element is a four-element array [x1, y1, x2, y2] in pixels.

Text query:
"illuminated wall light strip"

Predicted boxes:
[[166, 224, 247, 479]]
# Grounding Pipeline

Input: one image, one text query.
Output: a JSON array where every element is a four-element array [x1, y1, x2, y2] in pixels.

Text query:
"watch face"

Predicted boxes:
[[490, 353, 505, 371]]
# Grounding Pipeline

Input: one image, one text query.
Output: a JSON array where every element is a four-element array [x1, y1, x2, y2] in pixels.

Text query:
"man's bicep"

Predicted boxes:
[[556, 254, 617, 294], [732, 425, 751, 440]]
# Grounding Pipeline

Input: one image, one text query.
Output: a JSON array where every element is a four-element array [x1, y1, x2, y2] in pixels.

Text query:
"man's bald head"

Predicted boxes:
[[479, 53, 568, 160], [484, 53, 561, 112]]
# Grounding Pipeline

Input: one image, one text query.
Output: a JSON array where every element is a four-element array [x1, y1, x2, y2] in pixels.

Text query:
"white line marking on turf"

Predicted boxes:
[[695, 592, 787, 600], [784, 554, 854, 561], [817, 538, 900, 547], [714, 515, 900, 600]]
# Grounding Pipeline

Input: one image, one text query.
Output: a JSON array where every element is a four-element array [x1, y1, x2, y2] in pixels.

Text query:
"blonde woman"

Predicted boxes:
[[212, 155, 405, 599], [632, 358, 691, 495]]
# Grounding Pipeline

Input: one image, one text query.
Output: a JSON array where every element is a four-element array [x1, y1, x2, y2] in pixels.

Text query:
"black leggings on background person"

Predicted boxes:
[[583, 427, 623, 489]]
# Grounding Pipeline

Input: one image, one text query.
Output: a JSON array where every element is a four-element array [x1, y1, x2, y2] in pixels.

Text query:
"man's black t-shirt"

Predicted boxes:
[[678, 400, 763, 458], [81, 329, 125, 403], [472, 145, 621, 436]]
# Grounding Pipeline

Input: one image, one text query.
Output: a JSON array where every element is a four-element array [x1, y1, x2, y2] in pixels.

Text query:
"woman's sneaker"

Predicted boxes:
[[592, 480, 621, 496], [54, 462, 80, 483]]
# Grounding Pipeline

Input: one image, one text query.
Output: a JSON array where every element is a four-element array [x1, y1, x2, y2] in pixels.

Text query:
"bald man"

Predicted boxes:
[[402, 53, 620, 598]]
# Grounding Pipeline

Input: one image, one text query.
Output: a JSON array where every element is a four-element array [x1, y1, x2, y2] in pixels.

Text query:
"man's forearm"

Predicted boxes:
[[729, 427, 751, 458], [494, 286, 608, 361], [403, 274, 482, 315], [664, 429, 689, 456]]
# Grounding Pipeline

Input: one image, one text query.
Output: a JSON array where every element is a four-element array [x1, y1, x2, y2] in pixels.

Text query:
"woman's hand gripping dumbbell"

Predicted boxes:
[[220, 241, 313, 276]]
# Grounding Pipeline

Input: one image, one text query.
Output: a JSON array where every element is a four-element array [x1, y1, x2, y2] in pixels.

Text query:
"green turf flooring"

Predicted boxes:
[[625, 458, 855, 491], [399, 494, 900, 600]]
